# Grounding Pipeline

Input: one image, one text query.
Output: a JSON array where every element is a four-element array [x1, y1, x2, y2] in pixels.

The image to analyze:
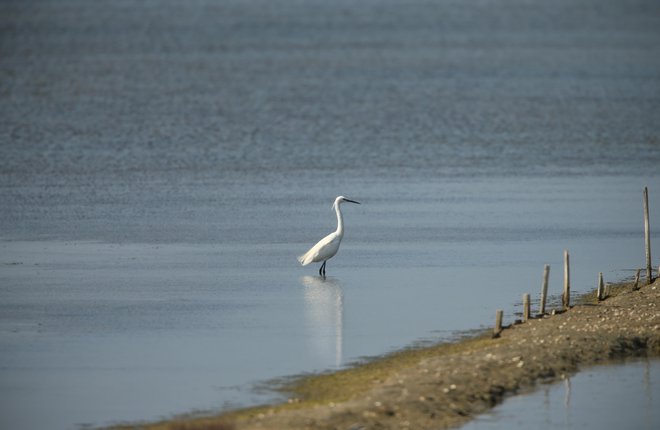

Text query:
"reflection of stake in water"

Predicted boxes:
[[300, 276, 344, 368], [564, 377, 571, 427]]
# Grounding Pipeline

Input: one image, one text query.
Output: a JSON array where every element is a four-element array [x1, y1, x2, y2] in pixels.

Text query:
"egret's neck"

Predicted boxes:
[[334, 203, 344, 237]]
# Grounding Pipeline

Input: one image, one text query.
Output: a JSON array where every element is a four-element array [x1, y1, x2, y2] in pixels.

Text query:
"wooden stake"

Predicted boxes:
[[597, 272, 604, 301], [633, 268, 641, 290], [523, 293, 530, 322], [539, 264, 550, 315], [644, 187, 652, 285], [493, 309, 503, 338], [563, 250, 570, 309]]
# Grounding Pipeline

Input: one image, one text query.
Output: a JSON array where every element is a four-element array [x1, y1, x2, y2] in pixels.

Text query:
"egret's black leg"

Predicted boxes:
[[320, 261, 326, 277]]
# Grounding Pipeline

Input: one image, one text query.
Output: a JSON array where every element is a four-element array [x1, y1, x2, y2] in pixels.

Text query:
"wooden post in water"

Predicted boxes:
[[493, 309, 503, 338], [597, 272, 604, 301], [633, 268, 641, 291], [563, 250, 571, 309], [523, 293, 530, 322], [644, 187, 652, 285], [539, 264, 550, 315]]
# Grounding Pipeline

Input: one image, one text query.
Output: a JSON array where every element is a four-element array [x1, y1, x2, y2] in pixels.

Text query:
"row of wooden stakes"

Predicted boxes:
[[492, 186, 656, 338]]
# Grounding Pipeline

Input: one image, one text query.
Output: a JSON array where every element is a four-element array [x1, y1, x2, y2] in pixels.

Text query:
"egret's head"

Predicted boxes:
[[333, 196, 361, 209]]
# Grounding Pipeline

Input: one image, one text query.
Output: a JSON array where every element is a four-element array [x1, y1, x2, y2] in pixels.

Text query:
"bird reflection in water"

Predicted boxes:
[[300, 276, 344, 368]]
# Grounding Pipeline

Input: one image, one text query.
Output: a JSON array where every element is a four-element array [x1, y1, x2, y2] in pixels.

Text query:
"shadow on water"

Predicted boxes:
[[300, 276, 344, 368]]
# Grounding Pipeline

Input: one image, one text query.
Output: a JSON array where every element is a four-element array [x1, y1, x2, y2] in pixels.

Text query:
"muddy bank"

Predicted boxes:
[[132, 278, 660, 430]]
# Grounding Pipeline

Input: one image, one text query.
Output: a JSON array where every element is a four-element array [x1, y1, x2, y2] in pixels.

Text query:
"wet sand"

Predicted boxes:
[[134, 277, 660, 430]]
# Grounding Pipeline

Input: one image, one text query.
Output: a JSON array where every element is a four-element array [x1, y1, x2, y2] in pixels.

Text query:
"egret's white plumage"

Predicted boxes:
[[298, 196, 360, 276]]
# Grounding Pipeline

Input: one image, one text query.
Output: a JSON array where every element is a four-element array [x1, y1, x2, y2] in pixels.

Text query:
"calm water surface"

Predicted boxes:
[[461, 359, 660, 430], [1, 1, 660, 429]]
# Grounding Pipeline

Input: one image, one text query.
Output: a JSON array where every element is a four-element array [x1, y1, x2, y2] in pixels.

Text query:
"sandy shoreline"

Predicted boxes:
[[127, 276, 660, 430]]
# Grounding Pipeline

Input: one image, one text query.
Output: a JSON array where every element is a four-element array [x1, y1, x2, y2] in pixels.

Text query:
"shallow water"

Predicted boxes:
[[1, 175, 658, 429], [1, 0, 660, 429], [461, 359, 660, 430]]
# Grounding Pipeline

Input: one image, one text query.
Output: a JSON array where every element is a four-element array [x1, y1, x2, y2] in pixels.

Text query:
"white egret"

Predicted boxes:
[[297, 196, 360, 277]]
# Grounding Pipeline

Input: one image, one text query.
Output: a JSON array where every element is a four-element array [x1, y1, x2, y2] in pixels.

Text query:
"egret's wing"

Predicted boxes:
[[298, 232, 340, 266]]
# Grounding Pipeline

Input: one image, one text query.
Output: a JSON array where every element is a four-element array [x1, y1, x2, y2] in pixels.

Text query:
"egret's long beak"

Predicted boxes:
[[344, 198, 360, 204]]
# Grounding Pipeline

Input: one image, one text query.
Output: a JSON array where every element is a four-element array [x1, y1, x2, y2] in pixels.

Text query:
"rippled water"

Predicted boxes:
[[1, 1, 660, 429]]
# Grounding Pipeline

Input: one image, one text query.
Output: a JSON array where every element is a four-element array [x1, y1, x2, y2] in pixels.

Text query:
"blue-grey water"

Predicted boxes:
[[461, 359, 660, 430], [1, 1, 660, 429]]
